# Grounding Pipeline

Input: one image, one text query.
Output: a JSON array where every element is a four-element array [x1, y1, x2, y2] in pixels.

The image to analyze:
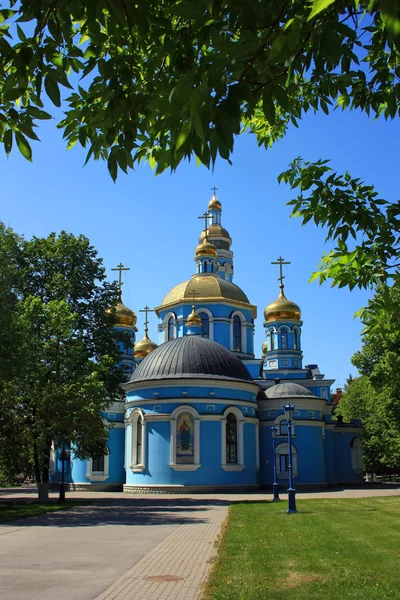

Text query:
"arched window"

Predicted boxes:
[[279, 420, 288, 436], [92, 454, 105, 473], [270, 330, 275, 351], [167, 317, 174, 341], [351, 438, 363, 473], [293, 329, 299, 350], [276, 443, 298, 478], [281, 328, 288, 349], [233, 315, 241, 351], [201, 313, 209, 339], [176, 411, 195, 464], [136, 416, 143, 465], [226, 413, 238, 464]]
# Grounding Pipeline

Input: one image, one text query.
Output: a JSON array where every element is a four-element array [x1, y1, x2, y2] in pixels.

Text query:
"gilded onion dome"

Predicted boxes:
[[264, 285, 301, 322], [262, 340, 268, 357], [195, 236, 218, 258], [134, 330, 158, 359], [208, 195, 222, 210], [187, 305, 202, 327], [114, 297, 137, 328], [199, 224, 231, 240]]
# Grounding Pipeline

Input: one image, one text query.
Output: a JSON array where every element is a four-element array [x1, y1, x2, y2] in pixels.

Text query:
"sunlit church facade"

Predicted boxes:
[[50, 193, 363, 492]]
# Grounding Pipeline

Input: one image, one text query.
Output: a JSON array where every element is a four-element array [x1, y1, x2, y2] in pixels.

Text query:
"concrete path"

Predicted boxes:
[[1, 485, 400, 600]]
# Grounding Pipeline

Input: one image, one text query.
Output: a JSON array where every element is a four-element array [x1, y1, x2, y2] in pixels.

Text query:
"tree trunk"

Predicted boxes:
[[34, 436, 51, 503]]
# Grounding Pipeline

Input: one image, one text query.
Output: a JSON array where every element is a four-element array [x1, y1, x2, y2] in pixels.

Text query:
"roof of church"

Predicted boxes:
[[130, 335, 255, 384], [264, 382, 317, 399], [157, 275, 256, 316]]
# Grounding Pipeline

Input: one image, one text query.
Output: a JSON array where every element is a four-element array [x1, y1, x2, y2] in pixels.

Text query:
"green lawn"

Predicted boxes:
[[0, 501, 87, 523], [204, 497, 400, 600]]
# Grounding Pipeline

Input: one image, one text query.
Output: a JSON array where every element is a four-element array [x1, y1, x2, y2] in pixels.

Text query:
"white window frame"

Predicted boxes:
[[197, 307, 214, 340], [86, 451, 110, 482], [279, 326, 289, 350], [292, 326, 301, 350], [274, 414, 296, 437], [221, 407, 246, 471], [351, 438, 363, 473], [129, 408, 147, 472], [164, 312, 177, 342], [230, 310, 246, 353], [268, 327, 277, 352], [170, 405, 201, 471], [276, 442, 298, 479]]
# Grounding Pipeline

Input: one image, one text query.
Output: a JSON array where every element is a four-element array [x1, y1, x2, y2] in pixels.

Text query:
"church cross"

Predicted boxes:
[[188, 289, 199, 304], [139, 305, 154, 330], [197, 211, 210, 235], [271, 257, 291, 285], [111, 262, 130, 290], [211, 186, 218, 196]]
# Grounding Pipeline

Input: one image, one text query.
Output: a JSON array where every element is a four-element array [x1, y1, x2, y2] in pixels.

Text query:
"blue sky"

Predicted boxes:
[[2, 105, 399, 389]]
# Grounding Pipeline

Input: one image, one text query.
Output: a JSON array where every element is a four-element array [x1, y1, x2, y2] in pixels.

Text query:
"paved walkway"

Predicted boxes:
[[1, 485, 400, 600]]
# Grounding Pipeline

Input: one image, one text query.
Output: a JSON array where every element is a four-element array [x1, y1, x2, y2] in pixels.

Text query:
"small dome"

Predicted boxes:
[[187, 305, 202, 327], [265, 382, 317, 399], [115, 299, 137, 327], [134, 331, 157, 359], [262, 340, 268, 357], [208, 195, 222, 210], [195, 237, 218, 258], [130, 336, 254, 384], [264, 285, 301, 322]]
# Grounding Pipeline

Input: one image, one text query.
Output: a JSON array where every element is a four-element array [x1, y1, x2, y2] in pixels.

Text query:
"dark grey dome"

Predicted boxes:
[[265, 382, 317, 399], [130, 335, 253, 384]]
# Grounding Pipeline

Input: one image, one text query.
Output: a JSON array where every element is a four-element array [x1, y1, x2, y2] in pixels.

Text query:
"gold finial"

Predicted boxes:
[[111, 262, 130, 291], [271, 257, 291, 292], [139, 305, 155, 335], [208, 187, 222, 210], [187, 304, 202, 328]]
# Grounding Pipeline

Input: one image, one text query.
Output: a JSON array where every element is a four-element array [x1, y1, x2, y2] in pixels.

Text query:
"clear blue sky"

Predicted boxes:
[[2, 105, 399, 389]]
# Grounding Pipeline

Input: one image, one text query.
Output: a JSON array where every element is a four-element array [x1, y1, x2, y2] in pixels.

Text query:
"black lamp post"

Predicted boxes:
[[283, 403, 297, 514], [58, 445, 66, 503], [270, 425, 280, 501]]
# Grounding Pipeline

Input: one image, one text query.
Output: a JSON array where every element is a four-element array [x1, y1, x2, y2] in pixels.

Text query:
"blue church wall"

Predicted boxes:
[[333, 430, 363, 483], [125, 418, 258, 488], [324, 429, 335, 483], [126, 384, 258, 404]]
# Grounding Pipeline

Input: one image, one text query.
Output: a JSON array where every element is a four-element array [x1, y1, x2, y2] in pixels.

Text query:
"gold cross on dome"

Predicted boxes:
[[197, 211, 210, 236], [188, 289, 199, 304], [139, 305, 155, 329], [111, 263, 130, 290], [271, 257, 291, 286], [211, 186, 218, 196]]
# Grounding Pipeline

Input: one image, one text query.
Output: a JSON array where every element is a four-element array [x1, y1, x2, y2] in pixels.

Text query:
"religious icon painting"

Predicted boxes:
[[176, 412, 194, 463]]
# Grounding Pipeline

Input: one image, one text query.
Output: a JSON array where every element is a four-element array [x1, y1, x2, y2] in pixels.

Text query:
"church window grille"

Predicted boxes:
[[233, 316, 241, 352], [270, 331, 275, 351], [167, 317, 174, 341], [293, 329, 299, 350], [226, 413, 238, 464], [281, 328, 288, 349], [201, 314, 209, 339], [279, 454, 289, 472], [92, 455, 105, 472], [136, 417, 143, 465]]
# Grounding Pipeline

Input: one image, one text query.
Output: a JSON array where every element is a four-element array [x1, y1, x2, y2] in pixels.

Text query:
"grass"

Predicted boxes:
[[204, 497, 400, 600], [0, 501, 88, 523]]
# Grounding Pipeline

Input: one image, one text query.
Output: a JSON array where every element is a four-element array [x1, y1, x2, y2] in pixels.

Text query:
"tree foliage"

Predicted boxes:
[[0, 0, 399, 180], [0, 226, 128, 500], [338, 285, 400, 470]]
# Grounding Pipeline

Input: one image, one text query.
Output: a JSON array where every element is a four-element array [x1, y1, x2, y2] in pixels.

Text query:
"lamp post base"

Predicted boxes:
[[272, 483, 280, 501], [286, 487, 297, 513], [58, 484, 66, 503]]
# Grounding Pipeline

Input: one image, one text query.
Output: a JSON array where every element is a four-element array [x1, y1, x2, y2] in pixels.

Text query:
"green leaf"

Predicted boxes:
[[44, 75, 61, 107], [176, 124, 190, 151], [15, 132, 32, 161], [308, 0, 337, 21], [27, 107, 52, 120], [4, 129, 13, 155]]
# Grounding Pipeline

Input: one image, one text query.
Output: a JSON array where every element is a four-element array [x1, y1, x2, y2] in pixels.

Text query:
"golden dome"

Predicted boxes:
[[156, 275, 256, 318], [195, 237, 218, 258], [208, 195, 222, 210], [113, 299, 137, 327], [186, 305, 202, 327], [134, 330, 157, 359], [264, 285, 301, 322], [262, 340, 268, 357], [199, 224, 231, 240]]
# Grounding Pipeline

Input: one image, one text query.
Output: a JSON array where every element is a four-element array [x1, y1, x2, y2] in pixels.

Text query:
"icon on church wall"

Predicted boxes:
[[176, 413, 194, 463]]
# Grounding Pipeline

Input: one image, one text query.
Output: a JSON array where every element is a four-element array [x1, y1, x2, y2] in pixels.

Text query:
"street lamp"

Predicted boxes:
[[283, 403, 297, 514], [270, 426, 280, 501], [58, 445, 67, 503]]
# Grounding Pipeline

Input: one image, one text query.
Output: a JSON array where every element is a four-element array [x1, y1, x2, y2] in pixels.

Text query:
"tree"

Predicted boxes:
[[0, 1, 398, 179], [0, 227, 129, 501], [337, 285, 400, 471]]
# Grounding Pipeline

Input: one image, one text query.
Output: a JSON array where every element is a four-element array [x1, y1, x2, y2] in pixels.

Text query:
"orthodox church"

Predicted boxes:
[[50, 193, 363, 492]]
